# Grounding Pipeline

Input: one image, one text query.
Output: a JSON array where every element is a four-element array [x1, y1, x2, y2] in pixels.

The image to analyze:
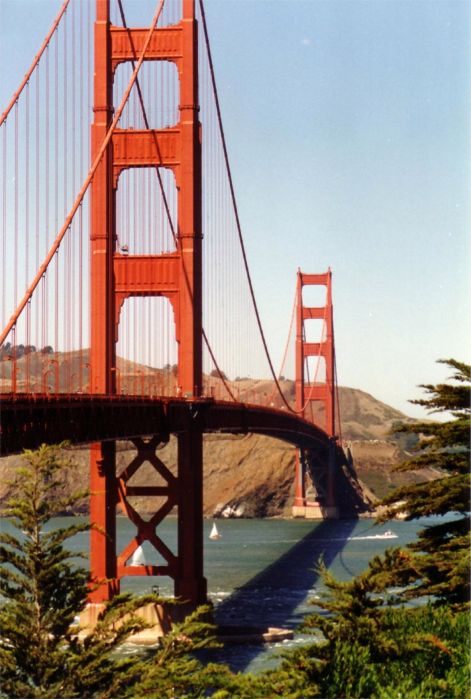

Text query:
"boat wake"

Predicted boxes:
[[348, 530, 397, 541]]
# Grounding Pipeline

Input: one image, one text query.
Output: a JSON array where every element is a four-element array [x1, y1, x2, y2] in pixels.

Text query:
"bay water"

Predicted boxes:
[[9, 515, 432, 673]]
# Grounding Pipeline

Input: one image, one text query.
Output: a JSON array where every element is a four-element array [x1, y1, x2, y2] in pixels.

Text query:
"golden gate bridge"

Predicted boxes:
[[0, 0, 364, 613]]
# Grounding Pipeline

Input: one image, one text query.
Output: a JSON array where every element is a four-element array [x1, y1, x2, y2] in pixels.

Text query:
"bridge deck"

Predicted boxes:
[[0, 394, 330, 456]]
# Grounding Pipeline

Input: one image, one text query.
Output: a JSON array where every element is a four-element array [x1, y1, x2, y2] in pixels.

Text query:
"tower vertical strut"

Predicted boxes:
[[88, 0, 206, 607]]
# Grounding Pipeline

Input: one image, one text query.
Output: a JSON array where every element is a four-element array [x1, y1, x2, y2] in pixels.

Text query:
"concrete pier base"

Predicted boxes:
[[78, 602, 172, 644], [292, 504, 339, 519]]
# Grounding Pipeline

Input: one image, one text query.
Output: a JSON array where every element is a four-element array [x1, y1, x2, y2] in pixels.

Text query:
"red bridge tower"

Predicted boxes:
[[293, 269, 338, 518], [88, 0, 206, 610]]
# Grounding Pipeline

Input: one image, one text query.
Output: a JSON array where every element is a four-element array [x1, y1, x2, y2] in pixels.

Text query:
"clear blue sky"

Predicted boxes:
[[1, 0, 470, 420], [206, 0, 471, 420]]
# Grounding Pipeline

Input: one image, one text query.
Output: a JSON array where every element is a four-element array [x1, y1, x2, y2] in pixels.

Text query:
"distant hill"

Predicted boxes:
[[205, 378, 414, 442], [336, 386, 413, 440]]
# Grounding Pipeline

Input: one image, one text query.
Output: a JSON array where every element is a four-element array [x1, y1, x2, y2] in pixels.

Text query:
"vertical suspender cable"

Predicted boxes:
[[198, 0, 294, 411], [63, 10, 69, 386], [78, 0, 84, 390], [25, 84, 31, 390], [14, 103, 18, 312], [70, 0, 76, 387], [13, 104, 19, 392], [1, 127, 6, 384], [35, 65, 41, 352], [44, 46, 50, 356], [0, 0, 70, 127], [0, 0, 167, 348]]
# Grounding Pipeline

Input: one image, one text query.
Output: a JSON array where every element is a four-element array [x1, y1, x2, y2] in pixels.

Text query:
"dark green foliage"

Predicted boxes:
[[0, 443, 226, 699], [203, 662, 317, 699], [379, 359, 470, 604], [0, 443, 91, 697], [0, 342, 48, 359], [391, 420, 420, 450], [275, 564, 470, 698], [112, 605, 222, 698], [384, 359, 470, 479], [0, 447, 176, 696]]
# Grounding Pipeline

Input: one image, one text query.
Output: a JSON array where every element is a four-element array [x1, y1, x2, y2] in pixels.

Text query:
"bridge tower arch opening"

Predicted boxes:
[[88, 0, 206, 608]]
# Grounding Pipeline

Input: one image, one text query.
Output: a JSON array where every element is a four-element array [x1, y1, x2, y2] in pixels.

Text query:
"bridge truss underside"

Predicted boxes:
[[0, 394, 339, 608], [0, 396, 330, 456]]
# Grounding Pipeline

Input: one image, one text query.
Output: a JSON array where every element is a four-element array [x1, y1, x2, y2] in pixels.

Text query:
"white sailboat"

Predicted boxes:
[[209, 522, 222, 540], [129, 544, 146, 566]]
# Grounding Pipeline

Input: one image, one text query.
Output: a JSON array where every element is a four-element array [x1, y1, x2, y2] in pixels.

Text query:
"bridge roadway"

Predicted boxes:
[[0, 394, 331, 457]]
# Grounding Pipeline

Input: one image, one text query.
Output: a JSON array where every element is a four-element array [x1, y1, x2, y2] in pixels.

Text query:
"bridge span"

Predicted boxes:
[[0, 0, 365, 610], [0, 392, 352, 611], [0, 394, 331, 457]]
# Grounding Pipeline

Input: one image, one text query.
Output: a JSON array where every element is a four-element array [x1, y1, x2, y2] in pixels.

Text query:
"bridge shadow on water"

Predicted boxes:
[[200, 518, 358, 672]]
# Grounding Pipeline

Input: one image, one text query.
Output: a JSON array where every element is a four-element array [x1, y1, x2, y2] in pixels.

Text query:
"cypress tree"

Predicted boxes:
[[0, 443, 225, 698], [0, 444, 149, 697], [290, 566, 470, 698], [267, 360, 471, 698], [378, 359, 470, 604]]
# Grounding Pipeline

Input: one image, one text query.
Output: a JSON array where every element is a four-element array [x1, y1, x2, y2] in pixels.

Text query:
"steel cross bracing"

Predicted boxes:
[[0, 0, 345, 610]]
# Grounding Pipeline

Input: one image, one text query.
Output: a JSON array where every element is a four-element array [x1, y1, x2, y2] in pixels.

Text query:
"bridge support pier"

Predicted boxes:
[[292, 443, 339, 520], [89, 442, 119, 603], [293, 451, 306, 508], [86, 427, 207, 616], [176, 428, 207, 608]]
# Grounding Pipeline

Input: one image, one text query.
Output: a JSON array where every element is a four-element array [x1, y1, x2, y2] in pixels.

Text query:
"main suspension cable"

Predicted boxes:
[[0, 0, 71, 127], [198, 0, 294, 413], [265, 287, 296, 407]]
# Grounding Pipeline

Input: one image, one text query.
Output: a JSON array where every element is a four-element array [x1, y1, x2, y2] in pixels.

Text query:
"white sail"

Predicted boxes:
[[209, 522, 221, 540], [129, 544, 146, 566]]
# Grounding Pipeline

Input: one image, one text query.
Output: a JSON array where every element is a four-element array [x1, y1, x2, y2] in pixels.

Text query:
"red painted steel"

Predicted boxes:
[[0, 0, 353, 607], [294, 269, 336, 507], [110, 25, 182, 72], [89, 0, 205, 606], [0, 395, 331, 458], [89, 0, 118, 603]]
